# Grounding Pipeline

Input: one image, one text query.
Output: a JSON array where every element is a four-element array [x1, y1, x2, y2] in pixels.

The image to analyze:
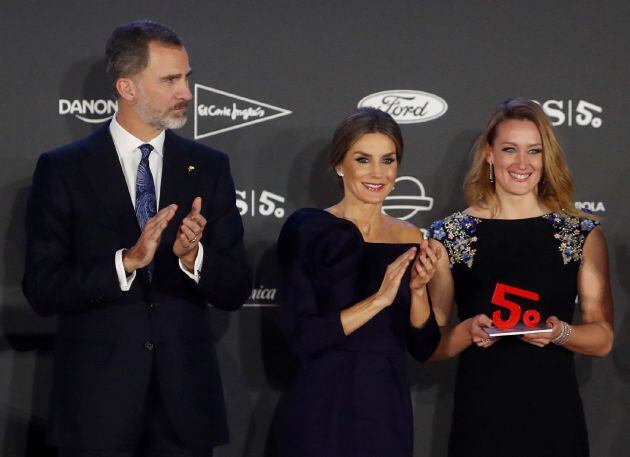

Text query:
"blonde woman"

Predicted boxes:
[[428, 99, 613, 457]]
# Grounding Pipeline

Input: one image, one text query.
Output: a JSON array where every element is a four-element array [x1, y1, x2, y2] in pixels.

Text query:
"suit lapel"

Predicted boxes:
[[154, 132, 199, 283], [80, 125, 142, 252], [81, 128, 199, 286], [160, 131, 198, 215]]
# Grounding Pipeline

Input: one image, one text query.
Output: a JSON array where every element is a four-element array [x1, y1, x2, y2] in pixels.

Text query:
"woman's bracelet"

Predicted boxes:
[[551, 320, 572, 345]]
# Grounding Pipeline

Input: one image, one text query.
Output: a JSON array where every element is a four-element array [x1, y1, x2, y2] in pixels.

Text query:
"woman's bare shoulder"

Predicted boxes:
[[383, 216, 425, 243]]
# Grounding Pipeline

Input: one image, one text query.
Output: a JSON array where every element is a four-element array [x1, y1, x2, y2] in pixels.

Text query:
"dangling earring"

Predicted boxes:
[[488, 163, 494, 183], [336, 169, 344, 177]]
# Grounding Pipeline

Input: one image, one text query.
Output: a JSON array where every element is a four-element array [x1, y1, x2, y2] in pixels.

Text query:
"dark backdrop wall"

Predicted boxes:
[[1, 1, 629, 456]]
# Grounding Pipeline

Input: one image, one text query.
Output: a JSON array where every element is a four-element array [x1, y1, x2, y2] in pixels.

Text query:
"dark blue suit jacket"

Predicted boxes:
[[22, 125, 252, 450]]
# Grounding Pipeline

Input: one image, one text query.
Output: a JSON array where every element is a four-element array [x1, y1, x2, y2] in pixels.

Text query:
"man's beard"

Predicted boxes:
[[134, 88, 188, 130]]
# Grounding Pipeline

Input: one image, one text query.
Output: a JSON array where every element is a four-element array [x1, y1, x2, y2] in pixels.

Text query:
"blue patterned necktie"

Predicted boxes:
[[135, 144, 157, 229], [136, 144, 157, 280]]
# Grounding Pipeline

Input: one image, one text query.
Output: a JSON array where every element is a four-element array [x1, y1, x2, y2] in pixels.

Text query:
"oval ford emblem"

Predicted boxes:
[[358, 90, 448, 124]]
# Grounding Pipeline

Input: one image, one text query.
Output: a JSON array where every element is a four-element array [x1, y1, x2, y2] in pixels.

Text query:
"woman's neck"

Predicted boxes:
[[328, 199, 384, 239], [492, 191, 549, 219]]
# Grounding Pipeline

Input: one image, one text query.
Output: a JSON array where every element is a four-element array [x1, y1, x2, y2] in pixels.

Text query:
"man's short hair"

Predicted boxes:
[[105, 20, 183, 98]]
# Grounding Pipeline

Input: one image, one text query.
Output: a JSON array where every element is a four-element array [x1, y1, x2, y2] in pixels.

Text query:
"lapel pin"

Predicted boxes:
[[187, 165, 196, 173]]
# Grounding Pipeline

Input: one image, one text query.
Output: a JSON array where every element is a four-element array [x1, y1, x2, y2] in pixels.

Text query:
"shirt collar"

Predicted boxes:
[[109, 113, 165, 157]]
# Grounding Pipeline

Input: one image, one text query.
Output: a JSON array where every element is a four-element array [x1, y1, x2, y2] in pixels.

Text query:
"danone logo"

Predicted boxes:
[[194, 84, 292, 139], [59, 99, 117, 124], [358, 90, 448, 124]]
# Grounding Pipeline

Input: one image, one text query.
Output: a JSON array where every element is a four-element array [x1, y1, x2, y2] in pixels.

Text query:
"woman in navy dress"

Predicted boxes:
[[427, 99, 614, 457], [277, 107, 441, 457]]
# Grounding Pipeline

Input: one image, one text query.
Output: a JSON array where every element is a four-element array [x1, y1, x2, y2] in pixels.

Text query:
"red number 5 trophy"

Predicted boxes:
[[484, 283, 553, 337]]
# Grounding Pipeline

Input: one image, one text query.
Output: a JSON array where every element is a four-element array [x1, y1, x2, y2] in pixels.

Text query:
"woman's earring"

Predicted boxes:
[[488, 163, 494, 183], [336, 169, 344, 177]]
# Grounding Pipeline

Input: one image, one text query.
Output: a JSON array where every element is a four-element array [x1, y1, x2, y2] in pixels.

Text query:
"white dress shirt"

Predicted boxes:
[[109, 115, 203, 290]]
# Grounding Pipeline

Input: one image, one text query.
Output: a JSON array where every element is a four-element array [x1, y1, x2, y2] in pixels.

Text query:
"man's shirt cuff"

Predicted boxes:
[[115, 249, 136, 291], [178, 243, 203, 283]]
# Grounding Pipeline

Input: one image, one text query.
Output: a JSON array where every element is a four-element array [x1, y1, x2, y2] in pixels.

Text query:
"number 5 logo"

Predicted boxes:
[[491, 283, 541, 330]]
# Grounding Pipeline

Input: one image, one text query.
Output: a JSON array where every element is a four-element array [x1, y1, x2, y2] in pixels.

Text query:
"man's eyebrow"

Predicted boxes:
[[160, 73, 181, 81], [160, 70, 192, 81]]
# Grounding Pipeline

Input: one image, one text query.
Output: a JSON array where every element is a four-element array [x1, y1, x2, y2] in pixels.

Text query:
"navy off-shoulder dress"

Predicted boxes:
[[277, 208, 440, 457]]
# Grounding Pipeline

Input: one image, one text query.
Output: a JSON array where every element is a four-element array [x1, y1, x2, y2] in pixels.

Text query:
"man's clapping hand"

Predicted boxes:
[[173, 197, 207, 271], [122, 204, 177, 273]]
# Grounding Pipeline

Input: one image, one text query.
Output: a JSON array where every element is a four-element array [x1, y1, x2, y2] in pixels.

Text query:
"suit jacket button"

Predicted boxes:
[[149, 302, 158, 309], [144, 342, 154, 351]]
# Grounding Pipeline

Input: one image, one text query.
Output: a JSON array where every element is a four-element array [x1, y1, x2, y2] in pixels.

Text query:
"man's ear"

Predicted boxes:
[[115, 77, 136, 101]]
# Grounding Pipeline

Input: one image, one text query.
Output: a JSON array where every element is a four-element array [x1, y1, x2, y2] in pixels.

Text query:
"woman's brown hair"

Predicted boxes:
[[329, 107, 403, 178], [464, 98, 590, 218]]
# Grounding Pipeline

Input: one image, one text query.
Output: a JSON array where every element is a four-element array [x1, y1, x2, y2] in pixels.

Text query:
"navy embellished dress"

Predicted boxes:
[[277, 208, 440, 457], [428, 211, 600, 457]]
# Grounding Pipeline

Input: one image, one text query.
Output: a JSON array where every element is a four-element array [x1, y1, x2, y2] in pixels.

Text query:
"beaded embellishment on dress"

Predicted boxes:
[[542, 213, 599, 264], [428, 212, 481, 268]]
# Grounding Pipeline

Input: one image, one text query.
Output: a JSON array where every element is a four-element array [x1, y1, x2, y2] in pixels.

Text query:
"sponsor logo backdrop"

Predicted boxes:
[[1, 2, 628, 456]]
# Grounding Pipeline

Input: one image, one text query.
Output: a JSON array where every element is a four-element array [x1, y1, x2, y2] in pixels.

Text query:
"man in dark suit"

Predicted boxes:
[[22, 20, 252, 457]]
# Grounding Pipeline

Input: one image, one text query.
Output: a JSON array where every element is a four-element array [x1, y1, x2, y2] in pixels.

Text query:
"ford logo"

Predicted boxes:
[[358, 90, 448, 124]]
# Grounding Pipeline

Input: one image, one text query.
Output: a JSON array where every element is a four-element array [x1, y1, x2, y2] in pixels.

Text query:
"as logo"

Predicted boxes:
[[382, 176, 434, 220], [536, 100, 602, 128], [236, 189, 286, 218], [59, 99, 117, 124], [358, 90, 448, 124], [194, 84, 291, 139]]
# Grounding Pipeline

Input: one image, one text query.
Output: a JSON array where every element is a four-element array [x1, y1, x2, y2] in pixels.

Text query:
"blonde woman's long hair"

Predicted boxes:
[[464, 98, 590, 219]]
